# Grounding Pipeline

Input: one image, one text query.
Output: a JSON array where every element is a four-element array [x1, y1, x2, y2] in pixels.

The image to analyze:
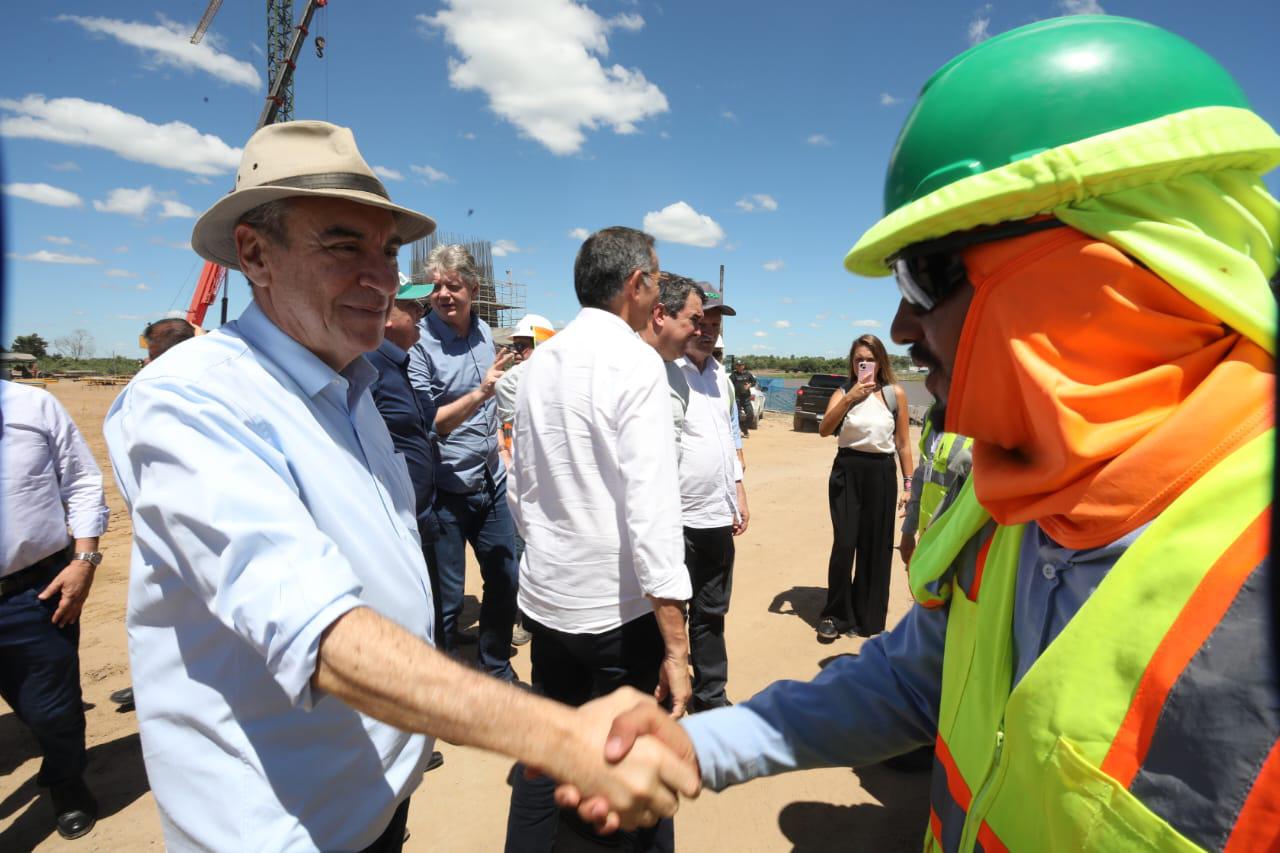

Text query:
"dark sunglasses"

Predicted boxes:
[[890, 218, 1067, 312], [511, 340, 534, 353]]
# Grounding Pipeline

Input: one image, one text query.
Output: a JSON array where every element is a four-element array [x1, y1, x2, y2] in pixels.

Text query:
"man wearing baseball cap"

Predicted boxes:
[[104, 121, 697, 851]]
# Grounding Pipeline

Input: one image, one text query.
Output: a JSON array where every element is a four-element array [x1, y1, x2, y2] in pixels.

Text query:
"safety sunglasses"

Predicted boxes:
[[890, 218, 1067, 312]]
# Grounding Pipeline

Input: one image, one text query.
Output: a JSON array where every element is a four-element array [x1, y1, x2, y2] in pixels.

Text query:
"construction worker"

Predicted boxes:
[[899, 406, 973, 568], [570, 16, 1280, 850]]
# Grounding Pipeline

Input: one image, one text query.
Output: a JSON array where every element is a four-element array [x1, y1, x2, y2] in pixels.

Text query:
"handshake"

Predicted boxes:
[[545, 687, 705, 834]]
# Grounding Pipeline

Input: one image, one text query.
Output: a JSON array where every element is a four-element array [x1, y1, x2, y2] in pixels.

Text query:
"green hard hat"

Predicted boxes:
[[883, 15, 1250, 215]]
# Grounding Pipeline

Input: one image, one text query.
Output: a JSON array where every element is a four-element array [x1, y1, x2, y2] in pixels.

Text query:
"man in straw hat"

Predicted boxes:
[[104, 121, 697, 852], [566, 16, 1280, 850]]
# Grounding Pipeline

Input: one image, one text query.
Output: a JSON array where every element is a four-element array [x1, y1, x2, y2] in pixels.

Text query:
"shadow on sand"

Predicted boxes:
[[768, 586, 829, 633], [777, 762, 930, 852]]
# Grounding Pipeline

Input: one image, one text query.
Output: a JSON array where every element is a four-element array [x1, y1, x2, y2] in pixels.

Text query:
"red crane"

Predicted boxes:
[[185, 0, 328, 327]]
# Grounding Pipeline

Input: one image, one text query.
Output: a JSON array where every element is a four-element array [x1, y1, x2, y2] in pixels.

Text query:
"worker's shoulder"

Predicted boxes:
[[119, 327, 278, 418]]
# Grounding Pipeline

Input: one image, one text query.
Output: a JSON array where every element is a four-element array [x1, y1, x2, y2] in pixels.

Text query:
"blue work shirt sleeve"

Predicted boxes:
[[407, 337, 443, 425], [682, 603, 946, 790], [106, 379, 366, 710]]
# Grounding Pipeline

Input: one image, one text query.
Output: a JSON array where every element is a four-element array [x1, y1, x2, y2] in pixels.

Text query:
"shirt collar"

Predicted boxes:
[[376, 337, 410, 366], [675, 354, 718, 377], [426, 308, 477, 343], [236, 300, 376, 400], [577, 306, 641, 338]]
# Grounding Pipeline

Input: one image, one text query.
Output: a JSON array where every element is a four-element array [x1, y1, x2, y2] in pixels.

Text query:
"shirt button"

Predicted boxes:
[[1042, 563, 1058, 580]]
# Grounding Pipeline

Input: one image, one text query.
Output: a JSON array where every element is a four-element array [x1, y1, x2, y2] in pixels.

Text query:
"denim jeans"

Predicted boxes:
[[426, 472, 518, 680]]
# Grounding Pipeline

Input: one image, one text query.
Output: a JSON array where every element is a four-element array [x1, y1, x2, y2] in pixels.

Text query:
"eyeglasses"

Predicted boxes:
[[890, 218, 1066, 312], [512, 340, 533, 353]]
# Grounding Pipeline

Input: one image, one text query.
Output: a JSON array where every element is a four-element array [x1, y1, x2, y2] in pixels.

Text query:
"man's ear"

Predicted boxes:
[[624, 268, 647, 303], [235, 224, 272, 289]]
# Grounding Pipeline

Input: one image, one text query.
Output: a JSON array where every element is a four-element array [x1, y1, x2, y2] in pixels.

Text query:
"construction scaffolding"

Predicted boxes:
[[409, 232, 527, 330]]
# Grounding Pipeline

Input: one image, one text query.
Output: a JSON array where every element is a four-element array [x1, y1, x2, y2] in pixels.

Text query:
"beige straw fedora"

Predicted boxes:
[[191, 121, 436, 270]]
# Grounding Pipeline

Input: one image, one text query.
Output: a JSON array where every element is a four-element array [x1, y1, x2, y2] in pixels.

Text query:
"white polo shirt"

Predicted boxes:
[[675, 356, 743, 530]]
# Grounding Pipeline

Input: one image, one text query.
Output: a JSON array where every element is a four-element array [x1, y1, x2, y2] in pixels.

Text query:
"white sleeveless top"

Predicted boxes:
[[837, 386, 897, 453]]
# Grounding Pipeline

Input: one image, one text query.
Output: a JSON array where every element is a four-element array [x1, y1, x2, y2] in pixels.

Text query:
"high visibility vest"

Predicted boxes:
[[917, 420, 974, 533], [908, 429, 1277, 851]]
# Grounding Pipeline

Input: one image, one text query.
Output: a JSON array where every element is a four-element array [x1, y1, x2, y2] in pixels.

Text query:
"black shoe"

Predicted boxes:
[[109, 686, 134, 705], [425, 751, 445, 773], [51, 778, 97, 840], [817, 618, 840, 641]]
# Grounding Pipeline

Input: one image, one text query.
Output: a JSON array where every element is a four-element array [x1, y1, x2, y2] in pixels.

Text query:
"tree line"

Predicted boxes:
[[734, 353, 917, 376]]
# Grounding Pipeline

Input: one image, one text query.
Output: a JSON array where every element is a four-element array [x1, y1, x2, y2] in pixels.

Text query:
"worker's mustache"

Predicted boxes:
[[908, 342, 941, 373]]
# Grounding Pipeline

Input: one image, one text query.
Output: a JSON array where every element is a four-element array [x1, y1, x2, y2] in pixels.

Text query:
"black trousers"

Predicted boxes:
[[505, 613, 674, 853], [821, 449, 896, 635], [359, 798, 411, 853], [0, 547, 87, 788], [683, 526, 734, 707]]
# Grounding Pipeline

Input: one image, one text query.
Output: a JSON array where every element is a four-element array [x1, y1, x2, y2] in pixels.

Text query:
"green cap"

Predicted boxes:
[[883, 15, 1250, 214], [396, 273, 432, 301]]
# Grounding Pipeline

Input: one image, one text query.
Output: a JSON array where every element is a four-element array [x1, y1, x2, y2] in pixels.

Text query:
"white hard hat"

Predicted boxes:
[[514, 313, 555, 343]]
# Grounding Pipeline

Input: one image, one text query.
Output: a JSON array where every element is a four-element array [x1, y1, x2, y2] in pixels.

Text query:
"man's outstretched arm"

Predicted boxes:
[[314, 607, 700, 828]]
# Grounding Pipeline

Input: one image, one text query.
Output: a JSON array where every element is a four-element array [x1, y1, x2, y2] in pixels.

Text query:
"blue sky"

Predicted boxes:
[[3, 0, 1279, 359]]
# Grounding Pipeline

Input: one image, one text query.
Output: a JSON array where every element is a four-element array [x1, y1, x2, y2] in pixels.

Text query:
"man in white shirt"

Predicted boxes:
[[1, 380, 110, 840], [638, 273, 704, 455], [505, 227, 693, 852], [674, 288, 751, 712], [104, 123, 696, 852]]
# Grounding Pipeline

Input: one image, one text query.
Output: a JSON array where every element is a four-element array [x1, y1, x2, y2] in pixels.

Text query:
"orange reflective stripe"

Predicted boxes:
[[1223, 736, 1280, 853], [1101, 508, 1270, 786], [976, 820, 1009, 853], [929, 808, 944, 846], [966, 536, 993, 602], [935, 735, 973, 810]]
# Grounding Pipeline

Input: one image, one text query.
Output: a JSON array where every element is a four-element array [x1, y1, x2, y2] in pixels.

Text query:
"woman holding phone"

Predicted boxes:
[[815, 334, 913, 640]]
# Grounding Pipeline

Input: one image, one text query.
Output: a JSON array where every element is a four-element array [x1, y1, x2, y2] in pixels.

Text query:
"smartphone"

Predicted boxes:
[[857, 361, 875, 383]]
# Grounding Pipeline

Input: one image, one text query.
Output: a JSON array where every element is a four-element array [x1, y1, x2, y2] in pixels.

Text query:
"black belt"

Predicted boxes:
[[0, 546, 72, 598]]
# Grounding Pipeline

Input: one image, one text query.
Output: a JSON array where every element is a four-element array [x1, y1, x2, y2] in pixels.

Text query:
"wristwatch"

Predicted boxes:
[[73, 551, 104, 567]]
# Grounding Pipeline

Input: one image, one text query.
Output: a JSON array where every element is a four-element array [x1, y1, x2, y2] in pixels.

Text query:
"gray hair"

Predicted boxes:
[[573, 227, 656, 310], [426, 243, 480, 288], [656, 272, 703, 318], [236, 198, 293, 247]]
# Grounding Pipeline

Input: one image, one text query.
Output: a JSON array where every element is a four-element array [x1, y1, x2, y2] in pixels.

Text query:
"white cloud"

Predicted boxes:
[[780, 297, 794, 304], [0, 95, 241, 176], [568, 227, 590, 240], [105, 268, 136, 278], [150, 237, 192, 251], [968, 5, 993, 45], [721, 110, 737, 122], [658, 130, 670, 140], [160, 199, 197, 219], [2, 182, 83, 208], [7, 250, 100, 265], [93, 186, 195, 219], [1059, 0, 1105, 12], [44, 235, 74, 245], [410, 164, 451, 183], [491, 239, 521, 257], [852, 319, 882, 328], [736, 193, 778, 213], [815, 312, 829, 321], [642, 201, 725, 248], [135, 283, 151, 292], [806, 134, 832, 146], [58, 15, 262, 89], [187, 175, 212, 185], [420, 0, 668, 156], [49, 160, 79, 171], [373, 165, 404, 182], [809, 322, 822, 329], [773, 320, 791, 329], [751, 344, 770, 352], [762, 260, 785, 272], [880, 92, 901, 106], [753, 330, 768, 338], [94, 186, 159, 217], [113, 245, 129, 253]]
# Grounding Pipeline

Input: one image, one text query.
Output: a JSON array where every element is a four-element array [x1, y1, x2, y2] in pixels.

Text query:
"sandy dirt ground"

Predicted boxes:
[[1, 380, 929, 852]]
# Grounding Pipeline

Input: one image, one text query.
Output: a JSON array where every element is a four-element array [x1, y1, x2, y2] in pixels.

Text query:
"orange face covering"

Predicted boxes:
[[948, 226, 1273, 550]]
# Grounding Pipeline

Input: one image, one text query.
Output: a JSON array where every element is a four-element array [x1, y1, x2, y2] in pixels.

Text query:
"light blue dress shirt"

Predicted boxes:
[[408, 311, 502, 494], [104, 301, 436, 851], [683, 521, 1140, 791]]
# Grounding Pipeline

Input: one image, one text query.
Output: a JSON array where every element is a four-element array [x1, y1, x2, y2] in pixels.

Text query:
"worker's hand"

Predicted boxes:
[[480, 351, 515, 398], [733, 506, 750, 537], [654, 652, 692, 718], [897, 490, 910, 511], [553, 688, 701, 834], [38, 559, 96, 627], [557, 697, 703, 833], [899, 533, 916, 570]]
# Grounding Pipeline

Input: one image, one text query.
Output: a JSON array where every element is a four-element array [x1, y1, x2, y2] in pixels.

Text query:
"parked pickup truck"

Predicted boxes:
[[792, 374, 847, 431]]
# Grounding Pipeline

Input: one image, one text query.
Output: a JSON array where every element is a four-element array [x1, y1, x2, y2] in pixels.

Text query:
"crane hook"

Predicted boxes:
[[315, 36, 325, 59]]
